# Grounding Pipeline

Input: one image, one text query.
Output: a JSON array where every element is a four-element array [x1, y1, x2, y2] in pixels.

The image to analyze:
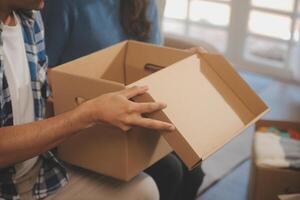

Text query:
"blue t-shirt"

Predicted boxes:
[[42, 0, 161, 67]]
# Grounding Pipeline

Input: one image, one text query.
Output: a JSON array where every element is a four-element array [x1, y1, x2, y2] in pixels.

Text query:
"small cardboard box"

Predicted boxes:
[[278, 194, 300, 200], [49, 40, 269, 181], [248, 120, 300, 200]]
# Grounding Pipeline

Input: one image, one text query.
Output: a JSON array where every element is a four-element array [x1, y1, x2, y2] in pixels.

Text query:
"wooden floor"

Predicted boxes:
[[196, 70, 300, 200], [198, 160, 251, 200]]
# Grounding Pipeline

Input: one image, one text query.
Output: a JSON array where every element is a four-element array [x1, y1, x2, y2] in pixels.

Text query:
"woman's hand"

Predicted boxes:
[[185, 47, 207, 54], [78, 86, 175, 132]]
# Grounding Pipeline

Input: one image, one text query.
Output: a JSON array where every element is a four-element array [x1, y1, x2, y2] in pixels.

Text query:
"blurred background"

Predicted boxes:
[[163, 0, 300, 82]]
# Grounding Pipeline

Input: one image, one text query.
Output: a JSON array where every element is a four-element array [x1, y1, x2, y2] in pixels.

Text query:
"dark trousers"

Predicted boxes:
[[145, 153, 204, 200]]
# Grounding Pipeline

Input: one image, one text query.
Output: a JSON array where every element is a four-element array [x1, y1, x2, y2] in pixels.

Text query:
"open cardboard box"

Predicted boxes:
[[248, 120, 300, 200], [49, 40, 269, 181]]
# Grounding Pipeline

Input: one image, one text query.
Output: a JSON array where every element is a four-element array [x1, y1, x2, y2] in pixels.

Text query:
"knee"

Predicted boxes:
[[181, 163, 205, 198], [187, 164, 205, 186], [133, 173, 160, 200], [166, 155, 184, 185]]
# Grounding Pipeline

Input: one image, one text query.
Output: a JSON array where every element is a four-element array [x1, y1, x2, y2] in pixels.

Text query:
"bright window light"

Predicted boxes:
[[164, 0, 188, 20], [189, 0, 231, 26], [248, 11, 292, 40], [252, 0, 295, 12]]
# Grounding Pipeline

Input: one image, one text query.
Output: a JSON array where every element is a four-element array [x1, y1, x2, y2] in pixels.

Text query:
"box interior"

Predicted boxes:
[[53, 41, 192, 85]]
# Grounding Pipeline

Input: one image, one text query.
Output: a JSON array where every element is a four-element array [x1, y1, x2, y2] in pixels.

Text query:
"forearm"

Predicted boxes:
[[0, 86, 174, 168], [0, 107, 89, 167]]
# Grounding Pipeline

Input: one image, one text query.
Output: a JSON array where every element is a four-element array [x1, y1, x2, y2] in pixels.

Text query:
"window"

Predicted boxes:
[[164, 0, 231, 52], [163, 0, 300, 80]]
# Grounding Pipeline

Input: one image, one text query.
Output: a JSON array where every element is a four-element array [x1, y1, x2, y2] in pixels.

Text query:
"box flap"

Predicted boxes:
[[51, 41, 128, 84], [128, 54, 268, 169], [200, 53, 268, 116]]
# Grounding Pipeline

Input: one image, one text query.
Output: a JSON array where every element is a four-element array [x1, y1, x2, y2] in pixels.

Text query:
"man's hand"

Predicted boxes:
[[78, 86, 175, 132]]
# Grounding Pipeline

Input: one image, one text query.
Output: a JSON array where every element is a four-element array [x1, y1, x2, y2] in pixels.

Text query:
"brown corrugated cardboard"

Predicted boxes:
[[278, 194, 300, 200], [49, 40, 269, 180], [248, 120, 300, 200]]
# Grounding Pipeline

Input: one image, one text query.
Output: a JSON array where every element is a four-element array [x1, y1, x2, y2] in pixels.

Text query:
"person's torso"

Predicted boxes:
[[0, 11, 68, 200], [62, 0, 129, 62], [2, 12, 38, 180], [43, 0, 160, 66]]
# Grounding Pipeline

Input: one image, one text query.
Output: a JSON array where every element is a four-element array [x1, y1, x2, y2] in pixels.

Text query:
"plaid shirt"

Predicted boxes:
[[0, 11, 68, 200]]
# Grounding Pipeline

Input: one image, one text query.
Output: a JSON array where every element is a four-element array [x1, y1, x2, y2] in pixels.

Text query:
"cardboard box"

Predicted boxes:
[[49, 40, 269, 181], [248, 120, 300, 200], [278, 194, 300, 200]]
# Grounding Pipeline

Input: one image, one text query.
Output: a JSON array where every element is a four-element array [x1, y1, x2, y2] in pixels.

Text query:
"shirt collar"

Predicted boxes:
[[0, 10, 34, 52], [0, 10, 35, 32], [16, 10, 35, 23]]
